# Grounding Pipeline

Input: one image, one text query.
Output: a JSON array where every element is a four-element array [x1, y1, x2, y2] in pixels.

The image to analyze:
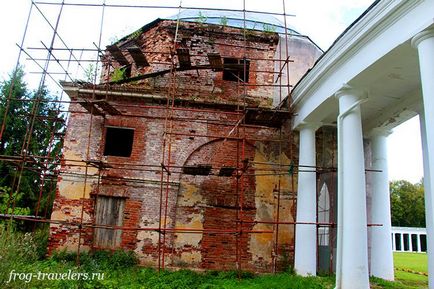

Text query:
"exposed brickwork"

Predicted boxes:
[[121, 199, 142, 250], [49, 95, 296, 271], [101, 20, 279, 108], [49, 18, 322, 273]]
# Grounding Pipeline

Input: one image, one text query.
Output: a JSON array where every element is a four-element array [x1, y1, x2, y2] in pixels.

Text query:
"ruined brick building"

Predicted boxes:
[[48, 10, 322, 272]]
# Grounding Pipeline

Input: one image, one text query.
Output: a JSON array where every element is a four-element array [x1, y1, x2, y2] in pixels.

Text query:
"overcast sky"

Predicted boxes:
[[0, 0, 424, 183]]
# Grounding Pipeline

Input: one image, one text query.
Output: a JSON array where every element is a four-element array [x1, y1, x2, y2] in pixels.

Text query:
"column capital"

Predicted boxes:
[[297, 121, 322, 131], [368, 127, 392, 139], [411, 28, 434, 48], [334, 84, 366, 100]]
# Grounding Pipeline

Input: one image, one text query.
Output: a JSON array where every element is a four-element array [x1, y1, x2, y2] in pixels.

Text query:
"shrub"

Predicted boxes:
[[34, 226, 49, 260], [110, 249, 138, 269], [0, 225, 39, 285], [51, 248, 138, 270], [111, 67, 126, 82]]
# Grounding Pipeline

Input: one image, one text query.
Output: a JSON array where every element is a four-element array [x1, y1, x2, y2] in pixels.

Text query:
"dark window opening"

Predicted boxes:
[[411, 234, 418, 251], [223, 57, 250, 82], [403, 233, 409, 251], [123, 65, 132, 78], [395, 234, 401, 251], [182, 164, 212, 176], [104, 127, 134, 157], [218, 166, 236, 176], [395, 234, 402, 251], [421, 234, 427, 252]]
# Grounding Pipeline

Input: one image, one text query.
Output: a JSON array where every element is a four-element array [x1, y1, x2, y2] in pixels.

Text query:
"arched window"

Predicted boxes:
[[318, 183, 330, 246]]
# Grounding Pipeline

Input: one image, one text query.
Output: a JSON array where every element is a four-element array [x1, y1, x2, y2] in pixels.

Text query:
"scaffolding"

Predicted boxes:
[[0, 0, 352, 274]]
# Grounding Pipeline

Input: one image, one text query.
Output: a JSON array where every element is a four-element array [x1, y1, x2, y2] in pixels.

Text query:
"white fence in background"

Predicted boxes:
[[391, 227, 427, 253]]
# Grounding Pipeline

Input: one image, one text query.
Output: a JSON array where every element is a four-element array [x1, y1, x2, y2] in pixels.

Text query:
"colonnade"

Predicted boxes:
[[391, 228, 427, 252], [293, 28, 434, 289]]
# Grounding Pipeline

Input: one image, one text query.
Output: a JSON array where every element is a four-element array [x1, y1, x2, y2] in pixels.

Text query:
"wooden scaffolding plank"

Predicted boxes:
[[78, 100, 105, 116], [106, 45, 129, 66], [95, 100, 122, 115], [244, 108, 291, 128]]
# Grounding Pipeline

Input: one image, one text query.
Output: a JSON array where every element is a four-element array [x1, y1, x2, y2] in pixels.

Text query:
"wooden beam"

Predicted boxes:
[[127, 46, 149, 67], [106, 45, 129, 66]]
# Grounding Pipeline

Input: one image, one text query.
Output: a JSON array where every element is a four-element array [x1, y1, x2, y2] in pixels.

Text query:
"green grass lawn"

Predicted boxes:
[[0, 226, 431, 289], [394, 252, 428, 288], [0, 253, 428, 289]]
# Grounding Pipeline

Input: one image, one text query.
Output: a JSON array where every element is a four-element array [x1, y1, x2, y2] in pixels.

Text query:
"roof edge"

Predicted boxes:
[[290, 0, 384, 104]]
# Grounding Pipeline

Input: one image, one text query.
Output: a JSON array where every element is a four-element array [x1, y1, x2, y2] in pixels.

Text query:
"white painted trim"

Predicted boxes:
[[292, 0, 423, 107], [291, 0, 434, 129]]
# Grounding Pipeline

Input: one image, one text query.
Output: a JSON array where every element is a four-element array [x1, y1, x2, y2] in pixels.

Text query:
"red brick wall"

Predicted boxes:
[[49, 94, 295, 272], [101, 20, 279, 108], [49, 17, 300, 271]]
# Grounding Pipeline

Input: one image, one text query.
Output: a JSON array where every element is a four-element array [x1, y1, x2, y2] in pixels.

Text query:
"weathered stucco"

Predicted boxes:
[[48, 17, 322, 273]]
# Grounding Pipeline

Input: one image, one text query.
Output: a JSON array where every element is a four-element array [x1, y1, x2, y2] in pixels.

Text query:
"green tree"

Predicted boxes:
[[0, 68, 28, 155], [0, 67, 64, 218], [390, 180, 425, 227], [83, 63, 96, 83]]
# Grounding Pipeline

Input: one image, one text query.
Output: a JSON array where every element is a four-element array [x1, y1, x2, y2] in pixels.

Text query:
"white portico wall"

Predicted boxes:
[[288, 1, 434, 286]]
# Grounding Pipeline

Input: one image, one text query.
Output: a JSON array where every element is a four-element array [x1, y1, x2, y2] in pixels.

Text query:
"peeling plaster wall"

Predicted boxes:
[[48, 106, 102, 253], [273, 36, 323, 107], [172, 138, 296, 272], [250, 142, 296, 271], [48, 98, 296, 272], [48, 18, 324, 273]]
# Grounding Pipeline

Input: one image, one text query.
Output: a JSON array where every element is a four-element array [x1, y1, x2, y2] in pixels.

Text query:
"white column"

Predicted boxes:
[[392, 233, 396, 251], [294, 122, 320, 276], [419, 109, 434, 279], [418, 234, 422, 253], [370, 130, 394, 280], [409, 234, 414, 252], [413, 28, 434, 288], [335, 86, 370, 289], [400, 233, 404, 251]]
